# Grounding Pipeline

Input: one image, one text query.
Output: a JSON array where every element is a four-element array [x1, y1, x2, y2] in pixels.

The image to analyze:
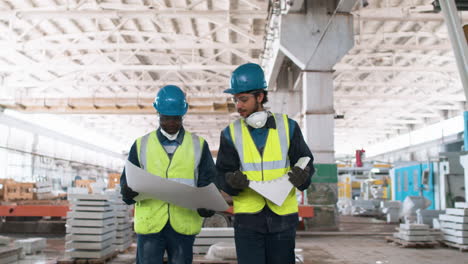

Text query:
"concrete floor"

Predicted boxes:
[[295, 216, 467, 264], [297, 236, 467, 264], [5, 216, 468, 264]]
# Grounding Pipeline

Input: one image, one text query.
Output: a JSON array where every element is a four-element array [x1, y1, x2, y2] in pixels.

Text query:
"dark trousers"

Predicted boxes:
[[136, 223, 195, 264], [234, 225, 296, 264]]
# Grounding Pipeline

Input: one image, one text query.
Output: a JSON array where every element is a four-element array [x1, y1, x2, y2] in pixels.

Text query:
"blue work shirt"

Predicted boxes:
[[216, 114, 315, 233]]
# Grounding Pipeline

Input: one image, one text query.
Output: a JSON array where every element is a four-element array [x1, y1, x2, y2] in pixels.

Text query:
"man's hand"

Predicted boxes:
[[121, 183, 139, 200], [225, 171, 249, 189], [288, 166, 310, 188], [197, 208, 215, 218]]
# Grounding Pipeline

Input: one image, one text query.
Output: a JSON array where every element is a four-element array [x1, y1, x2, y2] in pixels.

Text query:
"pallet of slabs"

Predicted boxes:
[[194, 228, 235, 255], [108, 189, 133, 252], [385, 236, 438, 248], [192, 256, 237, 264], [439, 202, 468, 250], [387, 223, 438, 248], [14, 237, 47, 255], [0, 246, 22, 264], [65, 193, 117, 260], [34, 181, 55, 200], [2, 182, 35, 201], [440, 240, 468, 252], [57, 250, 118, 264]]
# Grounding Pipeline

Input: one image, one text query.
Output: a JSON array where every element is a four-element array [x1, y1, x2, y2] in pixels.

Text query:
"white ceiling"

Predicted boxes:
[[332, 0, 467, 154], [0, 0, 466, 157], [0, 0, 268, 153]]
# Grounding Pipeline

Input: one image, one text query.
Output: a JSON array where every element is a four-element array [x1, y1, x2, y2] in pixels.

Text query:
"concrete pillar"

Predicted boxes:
[[271, 0, 356, 230], [302, 71, 339, 230], [302, 72, 335, 164]]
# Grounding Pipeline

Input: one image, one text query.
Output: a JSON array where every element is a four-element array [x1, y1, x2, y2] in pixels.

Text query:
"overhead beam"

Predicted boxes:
[[334, 93, 464, 101], [0, 105, 235, 115], [0, 63, 237, 72], [355, 10, 468, 22], [0, 42, 263, 51], [334, 65, 458, 72], [353, 44, 453, 51], [0, 10, 267, 20], [4, 80, 227, 88], [335, 81, 460, 89], [0, 97, 236, 115]]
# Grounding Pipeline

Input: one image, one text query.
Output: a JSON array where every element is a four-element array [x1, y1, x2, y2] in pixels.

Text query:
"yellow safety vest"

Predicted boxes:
[[133, 130, 204, 235], [229, 113, 298, 215]]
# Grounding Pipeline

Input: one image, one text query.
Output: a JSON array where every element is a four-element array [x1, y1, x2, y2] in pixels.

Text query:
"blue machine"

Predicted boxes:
[[394, 163, 435, 210]]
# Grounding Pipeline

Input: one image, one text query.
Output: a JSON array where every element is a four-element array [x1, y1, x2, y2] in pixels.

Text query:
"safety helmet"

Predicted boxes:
[[224, 63, 267, 94], [153, 85, 188, 116]]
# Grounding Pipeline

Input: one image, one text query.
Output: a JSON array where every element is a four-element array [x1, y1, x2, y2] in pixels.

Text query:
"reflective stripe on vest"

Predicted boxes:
[[232, 113, 290, 171], [140, 132, 202, 186], [134, 130, 204, 235], [229, 113, 298, 215]]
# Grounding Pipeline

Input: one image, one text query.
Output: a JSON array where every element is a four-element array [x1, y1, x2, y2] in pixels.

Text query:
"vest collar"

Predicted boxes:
[[157, 127, 185, 144]]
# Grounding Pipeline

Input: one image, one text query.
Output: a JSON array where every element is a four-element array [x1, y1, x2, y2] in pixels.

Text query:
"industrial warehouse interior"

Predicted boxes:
[[0, 0, 467, 263]]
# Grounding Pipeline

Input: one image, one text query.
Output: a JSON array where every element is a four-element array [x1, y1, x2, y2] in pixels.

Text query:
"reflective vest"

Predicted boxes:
[[229, 113, 298, 215], [133, 130, 204, 235]]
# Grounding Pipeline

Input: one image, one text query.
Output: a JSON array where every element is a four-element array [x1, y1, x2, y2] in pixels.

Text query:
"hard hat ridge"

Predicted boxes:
[[224, 63, 267, 94], [153, 85, 188, 116]]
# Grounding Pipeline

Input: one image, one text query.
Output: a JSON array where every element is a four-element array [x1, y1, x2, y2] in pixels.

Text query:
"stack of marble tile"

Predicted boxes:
[[107, 189, 133, 251], [393, 223, 435, 242], [194, 228, 234, 254], [0, 236, 21, 264], [65, 193, 117, 259], [14, 238, 47, 255], [34, 181, 54, 200], [439, 202, 468, 248], [381, 201, 401, 223]]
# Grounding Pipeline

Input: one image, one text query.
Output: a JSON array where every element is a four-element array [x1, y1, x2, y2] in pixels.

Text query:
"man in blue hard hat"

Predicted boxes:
[[119, 85, 217, 264], [216, 63, 315, 264]]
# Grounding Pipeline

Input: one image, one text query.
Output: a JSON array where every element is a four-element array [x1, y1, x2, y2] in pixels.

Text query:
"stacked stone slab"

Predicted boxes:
[[65, 193, 117, 259], [439, 202, 468, 247], [393, 223, 435, 242], [14, 238, 47, 255], [67, 187, 88, 195], [381, 201, 401, 223], [194, 228, 235, 254], [416, 209, 445, 227], [0, 236, 21, 264], [34, 181, 54, 200], [108, 189, 133, 251], [351, 199, 380, 216]]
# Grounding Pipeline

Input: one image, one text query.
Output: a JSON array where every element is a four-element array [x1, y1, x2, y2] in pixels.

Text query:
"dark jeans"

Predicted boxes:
[[234, 225, 296, 264], [136, 223, 195, 264]]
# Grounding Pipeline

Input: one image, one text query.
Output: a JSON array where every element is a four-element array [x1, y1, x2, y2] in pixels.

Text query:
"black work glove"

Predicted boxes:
[[121, 183, 139, 200], [288, 166, 310, 188], [197, 208, 215, 218], [225, 171, 249, 189]]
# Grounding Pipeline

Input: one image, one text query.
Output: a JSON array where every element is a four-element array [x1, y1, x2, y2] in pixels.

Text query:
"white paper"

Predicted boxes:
[[125, 161, 229, 212], [249, 176, 293, 206], [248, 157, 311, 206]]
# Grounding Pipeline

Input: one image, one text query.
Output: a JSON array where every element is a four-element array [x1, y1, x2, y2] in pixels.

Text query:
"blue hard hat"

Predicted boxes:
[[224, 63, 267, 94], [153, 85, 188, 116]]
